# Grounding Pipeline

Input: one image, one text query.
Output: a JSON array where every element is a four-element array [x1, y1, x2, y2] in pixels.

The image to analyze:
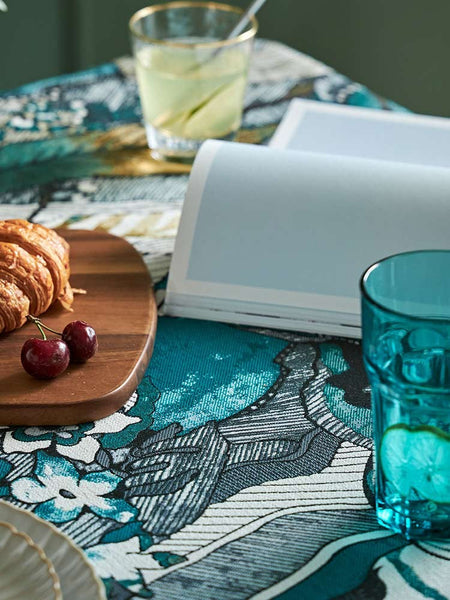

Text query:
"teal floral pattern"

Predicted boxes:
[[1, 407, 141, 463], [11, 452, 137, 524], [0, 458, 11, 497], [10, 424, 92, 445]]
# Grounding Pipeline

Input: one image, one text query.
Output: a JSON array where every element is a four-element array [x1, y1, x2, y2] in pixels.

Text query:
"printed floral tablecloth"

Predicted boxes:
[[0, 40, 448, 600]]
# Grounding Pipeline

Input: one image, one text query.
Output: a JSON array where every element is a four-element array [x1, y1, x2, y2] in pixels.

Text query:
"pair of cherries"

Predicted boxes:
[[21, 316, 98, 379]]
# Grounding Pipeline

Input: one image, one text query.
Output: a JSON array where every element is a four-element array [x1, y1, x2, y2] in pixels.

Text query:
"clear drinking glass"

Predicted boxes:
[[129, 1, 257, 162], [361, 250, 450, 540]]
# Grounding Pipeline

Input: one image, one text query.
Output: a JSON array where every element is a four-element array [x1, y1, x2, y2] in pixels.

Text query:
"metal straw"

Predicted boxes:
[[224, 0, 267, 41], [186, 0, 266, 72]]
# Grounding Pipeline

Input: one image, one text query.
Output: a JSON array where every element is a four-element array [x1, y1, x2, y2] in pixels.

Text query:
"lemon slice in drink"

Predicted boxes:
[[380, 425, 450, 504]]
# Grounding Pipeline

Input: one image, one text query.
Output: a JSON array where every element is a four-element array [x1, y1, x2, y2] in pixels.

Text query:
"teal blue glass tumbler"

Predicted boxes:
[[360, 250, 450, 540]]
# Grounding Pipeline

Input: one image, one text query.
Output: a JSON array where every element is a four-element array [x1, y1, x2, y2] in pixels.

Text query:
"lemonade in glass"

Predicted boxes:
[[130, 2, 257, 162]]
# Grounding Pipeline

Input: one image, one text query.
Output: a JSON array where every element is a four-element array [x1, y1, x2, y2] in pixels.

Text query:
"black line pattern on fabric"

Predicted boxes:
[[300, 343, 373, 449], [70, 338, 371, 553], [147, 510, 382, 600], [415, 543, 450, 561]]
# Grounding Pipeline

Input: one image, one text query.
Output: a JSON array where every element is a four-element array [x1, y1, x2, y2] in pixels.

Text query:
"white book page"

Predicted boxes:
[[270, 99, 450, 168], [165, 138, 450, 333]]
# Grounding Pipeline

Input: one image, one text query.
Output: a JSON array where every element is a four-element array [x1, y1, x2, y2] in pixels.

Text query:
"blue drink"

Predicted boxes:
[[361, 251, 450, 540]]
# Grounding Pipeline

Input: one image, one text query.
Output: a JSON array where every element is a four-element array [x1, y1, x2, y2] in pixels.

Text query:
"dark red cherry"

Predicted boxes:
[[21, 338, 70, 379], [62, 320, 98, 363]]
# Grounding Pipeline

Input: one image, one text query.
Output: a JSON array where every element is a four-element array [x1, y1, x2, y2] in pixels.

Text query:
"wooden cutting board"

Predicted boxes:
[[0, 229, 157, 426]]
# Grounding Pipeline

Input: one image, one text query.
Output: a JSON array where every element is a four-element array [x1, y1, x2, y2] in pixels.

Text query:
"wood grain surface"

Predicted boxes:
[[0, 229, 157, 426]]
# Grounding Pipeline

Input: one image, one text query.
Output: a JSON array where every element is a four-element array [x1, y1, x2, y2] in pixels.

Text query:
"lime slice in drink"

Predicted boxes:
[[153, 77, 244, 139], [155, 110, 191, 138], [380, 425, 450, 504], [183, 77, 245, 139]]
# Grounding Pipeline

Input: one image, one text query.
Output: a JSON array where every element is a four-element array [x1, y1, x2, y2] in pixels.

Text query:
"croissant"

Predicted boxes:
[[0, 219, 73, 334]]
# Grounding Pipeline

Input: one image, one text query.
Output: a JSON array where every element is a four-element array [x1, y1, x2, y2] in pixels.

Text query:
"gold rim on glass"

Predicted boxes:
[[129, 1, 258, 48]]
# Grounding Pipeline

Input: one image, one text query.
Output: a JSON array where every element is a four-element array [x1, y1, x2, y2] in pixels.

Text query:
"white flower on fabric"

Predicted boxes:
[[86, 537, 159, 584], [11, 452, 137, 524], [2, 411, 140, 463]]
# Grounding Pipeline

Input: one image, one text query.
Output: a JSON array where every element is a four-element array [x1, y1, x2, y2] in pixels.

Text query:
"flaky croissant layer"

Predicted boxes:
[[0, 219, 73, 334]]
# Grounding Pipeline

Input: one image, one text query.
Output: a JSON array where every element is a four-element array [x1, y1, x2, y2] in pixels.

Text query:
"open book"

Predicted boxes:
[[165, 100, 450, 337]]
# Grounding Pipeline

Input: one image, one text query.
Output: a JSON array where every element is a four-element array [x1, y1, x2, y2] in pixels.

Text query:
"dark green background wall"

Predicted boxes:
[[1, 0, 449, 116]]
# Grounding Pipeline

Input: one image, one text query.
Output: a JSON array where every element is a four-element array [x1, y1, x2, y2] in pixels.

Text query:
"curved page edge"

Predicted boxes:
[[165, 139, 223, 304]]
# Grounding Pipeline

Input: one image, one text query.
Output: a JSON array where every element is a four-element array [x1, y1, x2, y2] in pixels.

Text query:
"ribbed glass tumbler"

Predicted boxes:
[[361, 250, 450, 540]]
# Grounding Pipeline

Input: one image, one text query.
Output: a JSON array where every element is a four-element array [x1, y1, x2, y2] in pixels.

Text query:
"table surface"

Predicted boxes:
[[0, 40, 448, 600]]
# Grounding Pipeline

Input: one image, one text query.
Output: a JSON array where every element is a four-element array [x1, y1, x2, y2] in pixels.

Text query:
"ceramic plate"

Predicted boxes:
[[0, 500, 106, 600], [0, 521, 62, 600]]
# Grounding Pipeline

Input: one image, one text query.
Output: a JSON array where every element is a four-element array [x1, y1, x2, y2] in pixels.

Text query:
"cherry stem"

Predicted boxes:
[[27, 315, 62, 337], [35, 320, 47, 341], [37, 322, 62, 336]]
